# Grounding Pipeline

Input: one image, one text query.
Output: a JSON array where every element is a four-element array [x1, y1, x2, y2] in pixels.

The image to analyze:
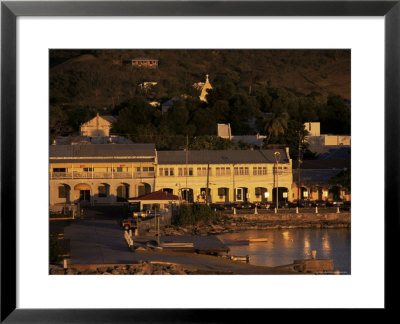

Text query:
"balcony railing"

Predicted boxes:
[[50, 171, 155, 180]]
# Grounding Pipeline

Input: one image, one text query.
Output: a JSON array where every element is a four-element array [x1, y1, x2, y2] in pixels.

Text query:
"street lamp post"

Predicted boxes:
[[274, 152, 281, 211]]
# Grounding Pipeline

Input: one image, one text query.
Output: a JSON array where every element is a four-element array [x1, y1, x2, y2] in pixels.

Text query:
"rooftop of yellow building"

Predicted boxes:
[[157, 149, 289, 164]]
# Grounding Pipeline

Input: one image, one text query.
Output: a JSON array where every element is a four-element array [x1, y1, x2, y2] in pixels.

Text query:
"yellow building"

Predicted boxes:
[[155, 148, 293, 204], [49, 144, 156, 207], [50, 144, 293, 208]]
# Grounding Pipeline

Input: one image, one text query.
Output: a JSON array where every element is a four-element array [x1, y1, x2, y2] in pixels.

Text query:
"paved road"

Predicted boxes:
[[64, 220, 293, 274]]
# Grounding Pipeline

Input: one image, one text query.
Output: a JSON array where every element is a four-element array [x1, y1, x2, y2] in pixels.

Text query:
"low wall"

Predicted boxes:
[[229, 212, 350, 223]]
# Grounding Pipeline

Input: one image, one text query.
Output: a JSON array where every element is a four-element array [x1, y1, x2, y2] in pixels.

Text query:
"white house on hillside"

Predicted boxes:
[[304, 122, 351, 154]]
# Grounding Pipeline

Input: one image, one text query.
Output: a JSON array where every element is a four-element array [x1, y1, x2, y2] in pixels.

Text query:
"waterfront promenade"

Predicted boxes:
[[63, 220, 295, 274]]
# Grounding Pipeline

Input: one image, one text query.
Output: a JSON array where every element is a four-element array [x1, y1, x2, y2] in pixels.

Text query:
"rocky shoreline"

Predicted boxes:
[[49, 261, 233, 275], [155, 217, 351, 237]]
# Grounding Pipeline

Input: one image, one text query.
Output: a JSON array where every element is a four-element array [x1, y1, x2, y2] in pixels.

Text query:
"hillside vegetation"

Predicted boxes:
[[50, 49, 350, 156]]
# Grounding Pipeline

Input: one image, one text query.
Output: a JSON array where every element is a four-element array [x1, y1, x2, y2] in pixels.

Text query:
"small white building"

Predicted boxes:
[[304, 122, 321, 136], [149, 101, 160, 108], [139, 82, 158, 91], [217, 123, 266, 147], [217, 123, 232, 139], [304, 122, 351, 154]]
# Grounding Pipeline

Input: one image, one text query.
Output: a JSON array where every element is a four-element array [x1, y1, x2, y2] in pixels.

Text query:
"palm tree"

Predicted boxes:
[[262, 112, 289, 145]]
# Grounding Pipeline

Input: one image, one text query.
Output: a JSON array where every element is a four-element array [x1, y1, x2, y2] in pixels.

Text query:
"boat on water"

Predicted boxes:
[[224, 254, 250, 263], [161, 242, 194, 248], [248, 238, 268, 243], [223, 238, 268, 245]]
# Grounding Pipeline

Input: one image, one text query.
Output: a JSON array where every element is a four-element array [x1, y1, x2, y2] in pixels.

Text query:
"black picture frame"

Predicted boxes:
[[1, 0, 397, 322]]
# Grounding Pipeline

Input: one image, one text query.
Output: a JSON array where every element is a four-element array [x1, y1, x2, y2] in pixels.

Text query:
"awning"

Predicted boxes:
[[74, 183, 91, 190]]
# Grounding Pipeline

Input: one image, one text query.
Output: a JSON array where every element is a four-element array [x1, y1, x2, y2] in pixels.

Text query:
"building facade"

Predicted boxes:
[[50, 145, 293, 208], [155, 149, 293, 205], [292, 159, 350, 202], [49, 144, 157, 208]]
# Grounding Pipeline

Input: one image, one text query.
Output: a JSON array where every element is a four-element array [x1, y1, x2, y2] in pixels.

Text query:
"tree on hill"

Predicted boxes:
[[261, 112, 289, 146], [49, 105, 71, 141], [49, 49, 351, 149], [111, 97, 156, 137], [282, 120, 310, 160], [189, 135, 234, 150], [254, 86, 273, 113], [329, 167, 351, 190], [319, 94, 351, 134]]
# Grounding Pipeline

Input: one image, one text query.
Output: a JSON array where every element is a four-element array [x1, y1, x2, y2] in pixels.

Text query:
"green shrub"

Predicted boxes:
[[175, 203, 216, 226], [49, 233, 62, 264]]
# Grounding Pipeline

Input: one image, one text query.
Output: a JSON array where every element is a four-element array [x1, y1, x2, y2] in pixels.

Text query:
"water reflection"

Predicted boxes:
[[303, 232, 311, 259], [321, 232, 331, 260], [218, 228, 351, 273]]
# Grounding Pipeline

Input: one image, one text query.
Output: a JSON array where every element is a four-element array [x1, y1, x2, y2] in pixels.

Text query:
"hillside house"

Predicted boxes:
[[304, 122, 351, 154], [80, 113, 117, 137], [139, 82, 158, 91], [124, 58, 159, 68], [217, 123, 266, 147]]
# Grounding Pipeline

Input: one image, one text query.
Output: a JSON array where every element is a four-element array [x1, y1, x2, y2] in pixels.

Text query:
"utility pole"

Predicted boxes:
[[297, 131, 302, 205], [274, 152, 281, 211], [232, 163, 236, 202], [155, 207, 160, 245], [206, 162, 210, 205], [157, 210, 160, 245], [185, 134, 189, 191]]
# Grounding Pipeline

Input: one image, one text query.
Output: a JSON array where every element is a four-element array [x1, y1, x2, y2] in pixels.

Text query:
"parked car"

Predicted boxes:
[[223, 203, 236, 210], [209, 203, 227, 211], [132, 211, 147, 219], [290, 199, 313, 207], [312, 200, 327, 207], [236, 202, 256, 210], [327, 199, 344, 207], [301, 200, 313, 207], [342, 201, 351, 211], [269, 201, 288, 209], [120, 218, 138, 231], [255, 202, 271, 209], [128, 202, 141, 212]]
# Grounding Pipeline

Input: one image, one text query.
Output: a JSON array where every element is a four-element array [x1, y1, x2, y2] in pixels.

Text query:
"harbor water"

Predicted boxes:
[[217, 228, 351, 274]]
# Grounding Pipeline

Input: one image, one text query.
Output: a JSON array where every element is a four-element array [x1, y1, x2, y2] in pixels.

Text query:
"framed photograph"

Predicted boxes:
[[1, 0, 397, 321]]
